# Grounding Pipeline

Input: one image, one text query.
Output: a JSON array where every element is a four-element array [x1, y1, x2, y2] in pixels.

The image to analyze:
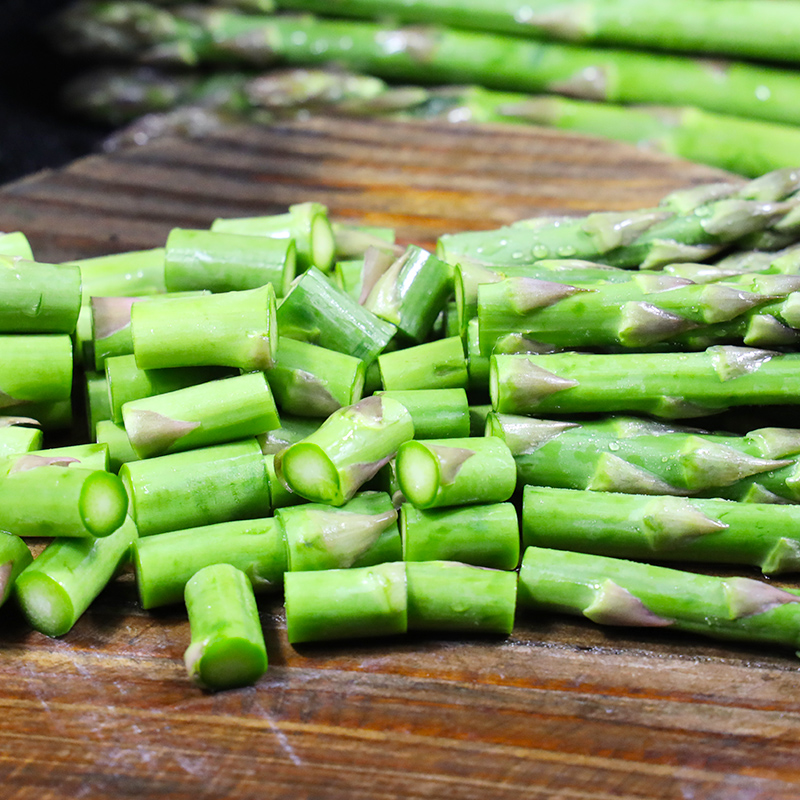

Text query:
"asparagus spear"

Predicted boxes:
[[486, 413, 800, 501], [271, 0, 800, 64], [522, 485, 800, 575], [0, 533, 33, 608], [490, 346, 800, 418], [50, 5, 800, 128], [377, 389, 470, 439], [518, 546, 800, 655], [0, 419, 43, 457], [378, 336, 469, 392], [0, 232, 34, 260], [183, 563, 268, 691]]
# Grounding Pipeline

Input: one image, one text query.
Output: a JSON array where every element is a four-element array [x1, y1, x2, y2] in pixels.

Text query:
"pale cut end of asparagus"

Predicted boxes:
[[311, 213, 336, 272], [583, 580, 674, 628], [724, 577, 800, 620], [185, 636, 267, 691], [396, 440, 440, 508], [79, 472, 129, 538], [16, 573, 74, 638], [277, 442, 340, 504], [640, 496, 728, 549]]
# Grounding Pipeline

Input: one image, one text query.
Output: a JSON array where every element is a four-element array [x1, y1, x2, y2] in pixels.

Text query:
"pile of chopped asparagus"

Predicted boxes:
[[7, 167, 800, 691], [43, 0, 800, 176]]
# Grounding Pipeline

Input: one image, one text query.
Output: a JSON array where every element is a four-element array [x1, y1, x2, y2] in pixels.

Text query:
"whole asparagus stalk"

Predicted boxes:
[[491, 346, 800, 419], [518, 546, 800, 655], [486, 413, 800, 501], [50, 4, 800, 127], [271, 0, 800, 64], [522, 485, 800, 575]]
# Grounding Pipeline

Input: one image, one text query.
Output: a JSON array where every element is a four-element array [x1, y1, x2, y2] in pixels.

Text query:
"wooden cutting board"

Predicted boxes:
[[2, 116, 798, 800]]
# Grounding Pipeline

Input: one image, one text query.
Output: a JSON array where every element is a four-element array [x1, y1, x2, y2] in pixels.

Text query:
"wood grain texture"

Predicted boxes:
[[1, 116, 794, 800]]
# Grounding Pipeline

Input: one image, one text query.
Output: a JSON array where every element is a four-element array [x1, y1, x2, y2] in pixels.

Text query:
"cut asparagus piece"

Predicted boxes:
[[378, 389, 470, 439], [378, 336, 468, 391], [487, 412, 800, 499], [119, 439, 271, 537], [263, 453, 306, 510], [491, 346, 800, 418], [212, 201, 335, 273], [0, 466, 128, 538], [363, 245, 453, 343], [122, 371, 279, 458], [406, 561, 517, 634], [0, 533, 33, 608], [0, 420, 42, 457], [95, 420, 139, 473], [2, 442, 111, 475], [131, 284, 277, 371], [184, 563, 268, 691], [134, 516, 286, 608], [68, 247, 166, 300], [401, 502, 519, 569], [165, 228, 297, 295], [277, 266, 396, 364], [522, 485, 800, 575], [284, 561, 407, 644], [266, 337, 365, 418], [518, 546, 800, 654], [85, 370, 112, 439], [0, 232, 34, 260], [276, 395, 414, 506], [396, 436, 516, 509], [15, 516, 138, 637], [277, 491, 400, 571], [0, 335, 73, 411], [256, 415, 322, 455], [0, 256, 81, 334]]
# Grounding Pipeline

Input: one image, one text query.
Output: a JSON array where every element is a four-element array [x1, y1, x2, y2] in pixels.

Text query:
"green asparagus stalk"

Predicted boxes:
[[522, 485, 800, 575], [377, 389, 470, 439], [212, 201, 335, 273], [401, 502, 519, 569], [284, 561, 407, 644], [395, 436, 517, 509], [490, 346, 800, 418], [134, 516, 286, 608], [263, 453, 306, 509], [0, 419, 43, 457], [0, 256, 81, 334], [405, 561, 516, 634], [85, 370, 112, 438], [183, 563, 268, 691], [95, 420, 140, 472], [518, 546, 800, 655], [50, 5, 800, 128], [0, 232, 34, 260], [15, 516, 138, 637], [68, 247, 166, 301], [0, 466, 128, 538], [277, 266, 396, 365], [122, 371, 279, 458], [271, 0, 800, 64], [164, 228, 297, 295], [277, 491, 400, 571], [275, 395, 414, 506], [0, 335, 73, 412], [4, 442, 112, 475], [266, 337, 365, 418], [119, 438, 271, 536], [378, 336, 468, 391], [0, 533, 33, 608], [131, 284, 277, 371]]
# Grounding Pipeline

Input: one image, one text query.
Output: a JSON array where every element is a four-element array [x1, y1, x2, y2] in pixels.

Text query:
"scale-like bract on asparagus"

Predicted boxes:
[[257, 415, 322, 455], [277, 267, 396, 364], [518, 547, 800, 654], [184, 563, 268, 691], [0, 442, 111, 477], [487, 413, 800, 501], [0, 256, 81, 334], [277, 491, 400, 571], [131, 284, 278, 371], [396, 436, 516, 509], [276, 395, 414, 506], [164, 228, 297, 295], [284, 561, 408, 644], [15, 516, 139, 638], [134, 517, 287, 609], [401, 502, 520, 569], [122, 371, 280, 458], [522, 485, 800, 575], [0, 532, 33, 608], [119, 438, 272, 536], [491, 346, 800, 418]]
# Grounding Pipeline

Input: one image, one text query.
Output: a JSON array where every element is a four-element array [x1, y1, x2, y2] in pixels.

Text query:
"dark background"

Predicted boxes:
[[0, 0, 110, 186]]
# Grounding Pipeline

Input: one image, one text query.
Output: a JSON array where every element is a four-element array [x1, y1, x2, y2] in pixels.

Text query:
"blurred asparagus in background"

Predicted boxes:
[[48, 0, 800, 176]]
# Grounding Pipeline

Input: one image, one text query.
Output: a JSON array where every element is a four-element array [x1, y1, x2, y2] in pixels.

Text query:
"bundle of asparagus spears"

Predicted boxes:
[[8, 166, 800, 691], [43, 0, 800, 176]]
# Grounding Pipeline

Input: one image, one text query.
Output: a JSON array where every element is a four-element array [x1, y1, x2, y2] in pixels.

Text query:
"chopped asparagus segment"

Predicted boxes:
[[284, 561, 408, 644], [0, 335, 73, 411], [378, 336, 468, 391], [0, 232, 34, 260], [0, 421, 42, 457], [0, 533, 33, 607], [184, 563, 268, 691], [378, 389, 470, 439]]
